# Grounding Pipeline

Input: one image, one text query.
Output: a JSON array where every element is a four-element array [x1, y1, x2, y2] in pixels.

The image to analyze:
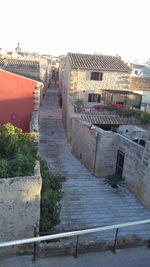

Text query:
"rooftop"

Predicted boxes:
[[0, 58, 40, 70], [80, 115, 123, 125], [0, 69, 42, 83], [103, 90, 142, 96], [68, 53, 131, 72]]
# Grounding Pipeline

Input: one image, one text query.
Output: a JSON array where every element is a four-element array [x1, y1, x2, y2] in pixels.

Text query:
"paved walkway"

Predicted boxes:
[[1, 246, 150, 267], [38, 84, 150, 242]]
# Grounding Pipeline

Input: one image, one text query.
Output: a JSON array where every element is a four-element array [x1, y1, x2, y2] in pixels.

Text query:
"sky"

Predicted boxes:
[[0, 0, 150, 61]]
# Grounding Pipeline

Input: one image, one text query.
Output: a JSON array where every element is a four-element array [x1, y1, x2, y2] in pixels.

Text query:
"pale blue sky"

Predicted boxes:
[[1, 0, 150, 61]]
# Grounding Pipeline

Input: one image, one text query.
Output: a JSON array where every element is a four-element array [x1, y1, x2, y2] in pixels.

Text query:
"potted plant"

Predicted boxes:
[[74, 99, 84, 112]]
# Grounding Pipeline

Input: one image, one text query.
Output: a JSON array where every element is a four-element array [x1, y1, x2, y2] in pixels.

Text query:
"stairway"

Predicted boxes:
[[38, 86, 150, 246]]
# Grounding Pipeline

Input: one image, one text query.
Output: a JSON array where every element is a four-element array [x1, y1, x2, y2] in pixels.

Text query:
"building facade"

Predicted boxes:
[[0, 70, 43, 132], [130, 76, 150, 112], [62, 53, 132, 140]]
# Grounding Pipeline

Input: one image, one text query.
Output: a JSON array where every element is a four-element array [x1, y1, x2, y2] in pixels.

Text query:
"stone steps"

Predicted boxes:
[[39, 87, 150, 248]]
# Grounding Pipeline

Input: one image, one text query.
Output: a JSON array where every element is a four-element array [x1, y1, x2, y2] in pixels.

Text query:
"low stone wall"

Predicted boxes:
[[71, 119, 150, 209], [130, 76, 150, 91], [37, 235, 145, 258], [0, 161, 42, 242], [119, 139, 150, 209], [71, 119, 96, 173], [95, 130, 118, 177], [29, 111, 39, 135], [71, 119, 118, 176]]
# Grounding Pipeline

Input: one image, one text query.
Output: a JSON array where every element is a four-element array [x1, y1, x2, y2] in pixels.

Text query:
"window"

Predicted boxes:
[[134, 69, 143, 76], [88, 94, 101, 102], [139, 139, 145, 147], [91, 72, 103, 81], [133, 139, 145, 147]]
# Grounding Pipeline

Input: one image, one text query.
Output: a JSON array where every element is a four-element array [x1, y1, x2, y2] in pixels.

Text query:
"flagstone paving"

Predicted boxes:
[[38, 84, 150, 243]]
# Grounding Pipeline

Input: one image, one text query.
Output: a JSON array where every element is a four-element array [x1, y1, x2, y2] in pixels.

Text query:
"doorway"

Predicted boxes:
[[115, 150, 125, 177]]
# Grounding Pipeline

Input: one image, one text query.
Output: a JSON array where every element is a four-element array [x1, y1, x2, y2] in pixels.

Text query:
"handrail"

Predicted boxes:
[[0, 219, 150, 248]]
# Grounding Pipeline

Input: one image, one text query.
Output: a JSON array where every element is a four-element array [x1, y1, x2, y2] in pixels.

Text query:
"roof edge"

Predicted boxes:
[[0, 68, 43, 83]]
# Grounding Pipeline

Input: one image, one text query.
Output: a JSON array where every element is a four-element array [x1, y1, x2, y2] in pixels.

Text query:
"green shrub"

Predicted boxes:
[[0, 159, 10, 178], [39, 159, 63, 232], [0, 123, 37, 178], [104, 174, 125, 189], [74, 99, 84, 108], [0, 123, 63, 232], [109, 106, 150, 124], [103, 106, 119, 111], [138, 111, 150, 124]]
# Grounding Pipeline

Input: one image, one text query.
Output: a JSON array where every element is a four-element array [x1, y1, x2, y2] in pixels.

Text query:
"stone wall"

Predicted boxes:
[[30, 81, 44, 137], [0, 161, 42, 242], [117, 137, 150, 209], [130, 76, 150, 106], [70, 69, 130, 106], [130, 76, 150, 91], [71, 119, 118, 176], [29, 111, 39, 135], [116, 125, 150, 142], [62, 58, 72, 138], [34, 82, 44, 110], [94, 130, 118, 177], [71, 119, 150, 209], [71, 119, 96, 173]]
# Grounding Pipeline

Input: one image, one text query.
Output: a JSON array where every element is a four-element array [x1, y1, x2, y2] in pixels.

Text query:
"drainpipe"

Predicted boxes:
[[93, 131, 99, 176]]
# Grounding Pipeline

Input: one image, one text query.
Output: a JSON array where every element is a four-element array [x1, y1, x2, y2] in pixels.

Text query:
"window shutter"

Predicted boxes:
[[99, 73, 103, 80], [88, 94, 91, 102]]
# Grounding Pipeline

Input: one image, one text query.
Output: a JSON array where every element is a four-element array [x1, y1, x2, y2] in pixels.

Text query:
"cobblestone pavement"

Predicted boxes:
[[38, 84, 150, 242]]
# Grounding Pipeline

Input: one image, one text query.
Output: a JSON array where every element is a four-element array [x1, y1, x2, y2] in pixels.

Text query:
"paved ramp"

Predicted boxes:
[[39, 85, 150, 243]]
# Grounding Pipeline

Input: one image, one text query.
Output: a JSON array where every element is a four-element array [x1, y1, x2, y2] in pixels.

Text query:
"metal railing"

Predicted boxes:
[[0, 219, 150, 261]]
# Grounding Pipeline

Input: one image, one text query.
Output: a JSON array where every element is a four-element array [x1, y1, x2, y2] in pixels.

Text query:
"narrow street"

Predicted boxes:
[[1, 83, 150, 267], [38, 83, 150, 242]]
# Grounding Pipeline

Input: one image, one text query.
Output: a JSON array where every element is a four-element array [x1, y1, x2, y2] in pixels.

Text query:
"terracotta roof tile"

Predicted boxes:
[[0, 58, 40, 70], [68, 53, 131, 72], [80, 115, 123, 125]]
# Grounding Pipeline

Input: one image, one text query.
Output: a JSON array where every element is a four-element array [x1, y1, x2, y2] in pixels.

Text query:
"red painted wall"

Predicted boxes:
[[0, 70, 37, 132]]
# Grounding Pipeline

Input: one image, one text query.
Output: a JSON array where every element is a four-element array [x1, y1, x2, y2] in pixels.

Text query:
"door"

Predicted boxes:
[[115, 150, 125, 177]]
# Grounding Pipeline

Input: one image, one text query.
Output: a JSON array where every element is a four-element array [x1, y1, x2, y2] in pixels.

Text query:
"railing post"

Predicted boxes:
[[33, 223, 37, 262], [74, 235, 79, 258], [112, 228, 119, 254]]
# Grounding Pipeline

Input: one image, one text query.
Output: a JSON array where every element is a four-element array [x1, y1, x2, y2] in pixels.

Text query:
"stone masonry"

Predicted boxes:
[[62, 54, 131, 141], [70, 70, 130, 106], [0, 161, 42, 242], [71, 118, 150, 210]]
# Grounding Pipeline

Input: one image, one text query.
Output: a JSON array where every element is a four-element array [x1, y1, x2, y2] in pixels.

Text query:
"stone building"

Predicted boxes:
[[0, 58, 50, 132], [61, 53, 141, 140], [0, 57, 49, 89], [129, 63, 150, 112], [59, 55, 66, 95], [0, 69, 43, 132], [71, 118, 150, 210], [130, 76, 150, 113]]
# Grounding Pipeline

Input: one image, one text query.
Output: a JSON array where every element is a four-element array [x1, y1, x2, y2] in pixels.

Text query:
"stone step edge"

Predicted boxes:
[[31, 234, 148, 258]]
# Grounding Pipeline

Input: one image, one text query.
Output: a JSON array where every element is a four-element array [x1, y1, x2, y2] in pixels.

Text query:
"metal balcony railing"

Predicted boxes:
[[0, 219, 150, 261]]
